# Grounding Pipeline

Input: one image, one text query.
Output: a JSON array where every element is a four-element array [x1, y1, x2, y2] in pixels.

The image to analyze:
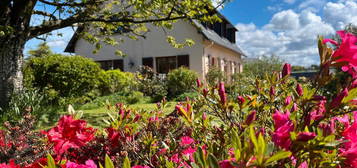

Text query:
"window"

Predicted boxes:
[[97, 60, 123, 71], [156, 55, 189, 74], [142, 57, 154, 68]]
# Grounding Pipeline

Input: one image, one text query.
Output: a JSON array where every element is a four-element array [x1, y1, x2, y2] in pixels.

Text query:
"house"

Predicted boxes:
[[65, 13, 245, 80]]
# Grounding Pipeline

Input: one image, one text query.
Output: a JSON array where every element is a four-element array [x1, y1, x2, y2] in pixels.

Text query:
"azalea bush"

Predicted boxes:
[[1, 30, 357, 168]]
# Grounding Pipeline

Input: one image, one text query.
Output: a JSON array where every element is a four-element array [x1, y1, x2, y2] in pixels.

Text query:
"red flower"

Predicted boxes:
[[24, 158, 47, 168], [282, 63, 292, 78], [324, 31, 357, 78], [132, 166, 150, 168], [245, 110, 256, 126], [296, 132, 316, 141], [272, 110, 294, 150], [180, 136, 195, 147], [219, 82, 227, 104], [66, 160, 97, 168], [219, 159, 236, 168], [296, 84, 303, 96], [341, 112, 357, 167], [44, 115, 96, 155], [331, 88, 349, 109], [0, 160, 20, 168]]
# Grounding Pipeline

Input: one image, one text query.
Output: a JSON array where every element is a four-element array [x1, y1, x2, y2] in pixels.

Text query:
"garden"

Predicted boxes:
[[0, 28, 356, 168]]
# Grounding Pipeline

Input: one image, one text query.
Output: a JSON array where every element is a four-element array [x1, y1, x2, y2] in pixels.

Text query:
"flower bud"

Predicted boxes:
[[203, 88, 208, 97], [282, 63, 292, 78], [296, 84, 303, 96], [218, 82, 227, 104], [270, 86, 276, 96], [296, 132, 316, 141], [285, 96, 292, 106], [196, 79, 202, 88], [237, 96, 245, 105], [245, 110, 257, 125], [202, 112, 207, 121], [290, 103, 298, 112], [330, 88, 349, 109]]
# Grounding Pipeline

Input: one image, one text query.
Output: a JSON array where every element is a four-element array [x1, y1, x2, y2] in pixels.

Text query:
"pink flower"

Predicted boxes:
[[0, 160, 20, 168], [331, 88, 349, 109], [237, 96, 245, 105], [202, 112, 207, 121], [341, 111, 357, 167], [296, 84, 303, 96], [219, 159, 235, 168], [132, 166, 150, 168], [282, 63, 292, 78], [285, 96, 292, 106], [272, 110, 294, 150], [44, 115, 96, 155], [170, 154, 180, 163], [180, 136, 195, 147], [203, 88, 208, 97], [270, 86, 276, 96], [182, 147, 196, 162], [219, 82, 227, 104], [66, 160, 97, 168], [196, 79, 202, 88], [245, 110, 256, 125], [291, 103, 299, 112], [324, 31, 357, 78], [298, 161, 308, 168], [296, 132, 316, 141]]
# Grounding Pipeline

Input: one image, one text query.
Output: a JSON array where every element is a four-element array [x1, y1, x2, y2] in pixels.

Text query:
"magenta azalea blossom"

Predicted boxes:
[[132, 166, 150, 168], [324, 31, 357, 78], [180, 136, 195, 147], [272, 110, 294, 150], [296, 132, 316, 141], [44, 115, 96, 155], [66, 160, 97, 168]]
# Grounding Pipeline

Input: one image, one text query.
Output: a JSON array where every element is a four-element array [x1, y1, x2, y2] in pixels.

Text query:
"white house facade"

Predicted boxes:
[[65, 14, 245, 80]]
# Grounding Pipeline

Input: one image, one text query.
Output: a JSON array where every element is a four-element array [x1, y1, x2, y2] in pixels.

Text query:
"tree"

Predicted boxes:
[[27, 42, 53, 58], [0, 0, 227, 109], [243, 55, 283, 78]]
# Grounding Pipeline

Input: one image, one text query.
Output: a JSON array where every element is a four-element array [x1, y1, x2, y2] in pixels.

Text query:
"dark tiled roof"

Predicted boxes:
[[192, 20, 245, 56], [65, 13, 246, 56]]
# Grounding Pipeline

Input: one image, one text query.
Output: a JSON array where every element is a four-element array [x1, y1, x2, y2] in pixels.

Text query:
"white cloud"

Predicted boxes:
[[323, 1, 357, 29], [284, 0, 296, 4], [265, 10, 300, 30], [235, 1, 355, 66]]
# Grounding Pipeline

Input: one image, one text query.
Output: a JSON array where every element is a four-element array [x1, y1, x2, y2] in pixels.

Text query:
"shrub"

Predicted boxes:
[[100, 69, 137, 95], [136, 66, 168, 102], [205, 67, 226, 86], [125, 91, 145, 104], [243, 55, 283, 78], [166, 67, 198, 98], [174, 92, 199, 101], [1, 30, 357, 168], [24, 54, 103, 104]]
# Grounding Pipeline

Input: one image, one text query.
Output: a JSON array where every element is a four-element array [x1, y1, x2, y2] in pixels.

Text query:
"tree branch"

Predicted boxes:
[[33, 10, 58, 20], [38, 0, 102, 7]]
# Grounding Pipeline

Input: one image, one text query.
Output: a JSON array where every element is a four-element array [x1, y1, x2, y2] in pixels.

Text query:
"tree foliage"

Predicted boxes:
[[243, 55, 283, 78]]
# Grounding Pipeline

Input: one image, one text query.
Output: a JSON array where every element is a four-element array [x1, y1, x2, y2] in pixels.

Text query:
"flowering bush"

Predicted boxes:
[[1, 30, 357, 167]]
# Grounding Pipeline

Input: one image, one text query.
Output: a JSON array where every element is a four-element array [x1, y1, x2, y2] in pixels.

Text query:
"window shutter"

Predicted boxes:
[[177, 55, 189, 68], [142, 57, 153, 68]]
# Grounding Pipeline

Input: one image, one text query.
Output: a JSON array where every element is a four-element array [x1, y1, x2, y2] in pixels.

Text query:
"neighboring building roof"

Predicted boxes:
[[65, 12, 245, 56]]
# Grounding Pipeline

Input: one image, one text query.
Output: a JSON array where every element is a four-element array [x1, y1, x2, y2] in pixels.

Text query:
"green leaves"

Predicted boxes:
[[265, 151, 292, 165]]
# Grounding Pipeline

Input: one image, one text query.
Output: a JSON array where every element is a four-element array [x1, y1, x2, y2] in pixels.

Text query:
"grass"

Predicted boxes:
[[37, 101, 177, 129]]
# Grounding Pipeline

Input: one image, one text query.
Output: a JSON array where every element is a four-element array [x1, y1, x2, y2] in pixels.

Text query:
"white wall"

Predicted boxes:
[[203, 40, 242, 80], [75, 20, 205, 77]]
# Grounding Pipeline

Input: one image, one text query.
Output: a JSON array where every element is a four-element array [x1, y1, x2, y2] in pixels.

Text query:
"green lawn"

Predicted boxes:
[[38, 102, 177, 129]]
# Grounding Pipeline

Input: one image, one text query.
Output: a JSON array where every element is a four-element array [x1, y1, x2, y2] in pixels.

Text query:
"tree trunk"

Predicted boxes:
[[0, 36, 25, 110]]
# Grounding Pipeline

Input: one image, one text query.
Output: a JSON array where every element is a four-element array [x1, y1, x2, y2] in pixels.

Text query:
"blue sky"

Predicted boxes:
[[25, 0, 357, 66]]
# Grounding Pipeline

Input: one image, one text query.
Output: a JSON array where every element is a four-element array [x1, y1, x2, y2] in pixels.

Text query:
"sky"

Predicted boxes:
[[24, 0, 357, 66]]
